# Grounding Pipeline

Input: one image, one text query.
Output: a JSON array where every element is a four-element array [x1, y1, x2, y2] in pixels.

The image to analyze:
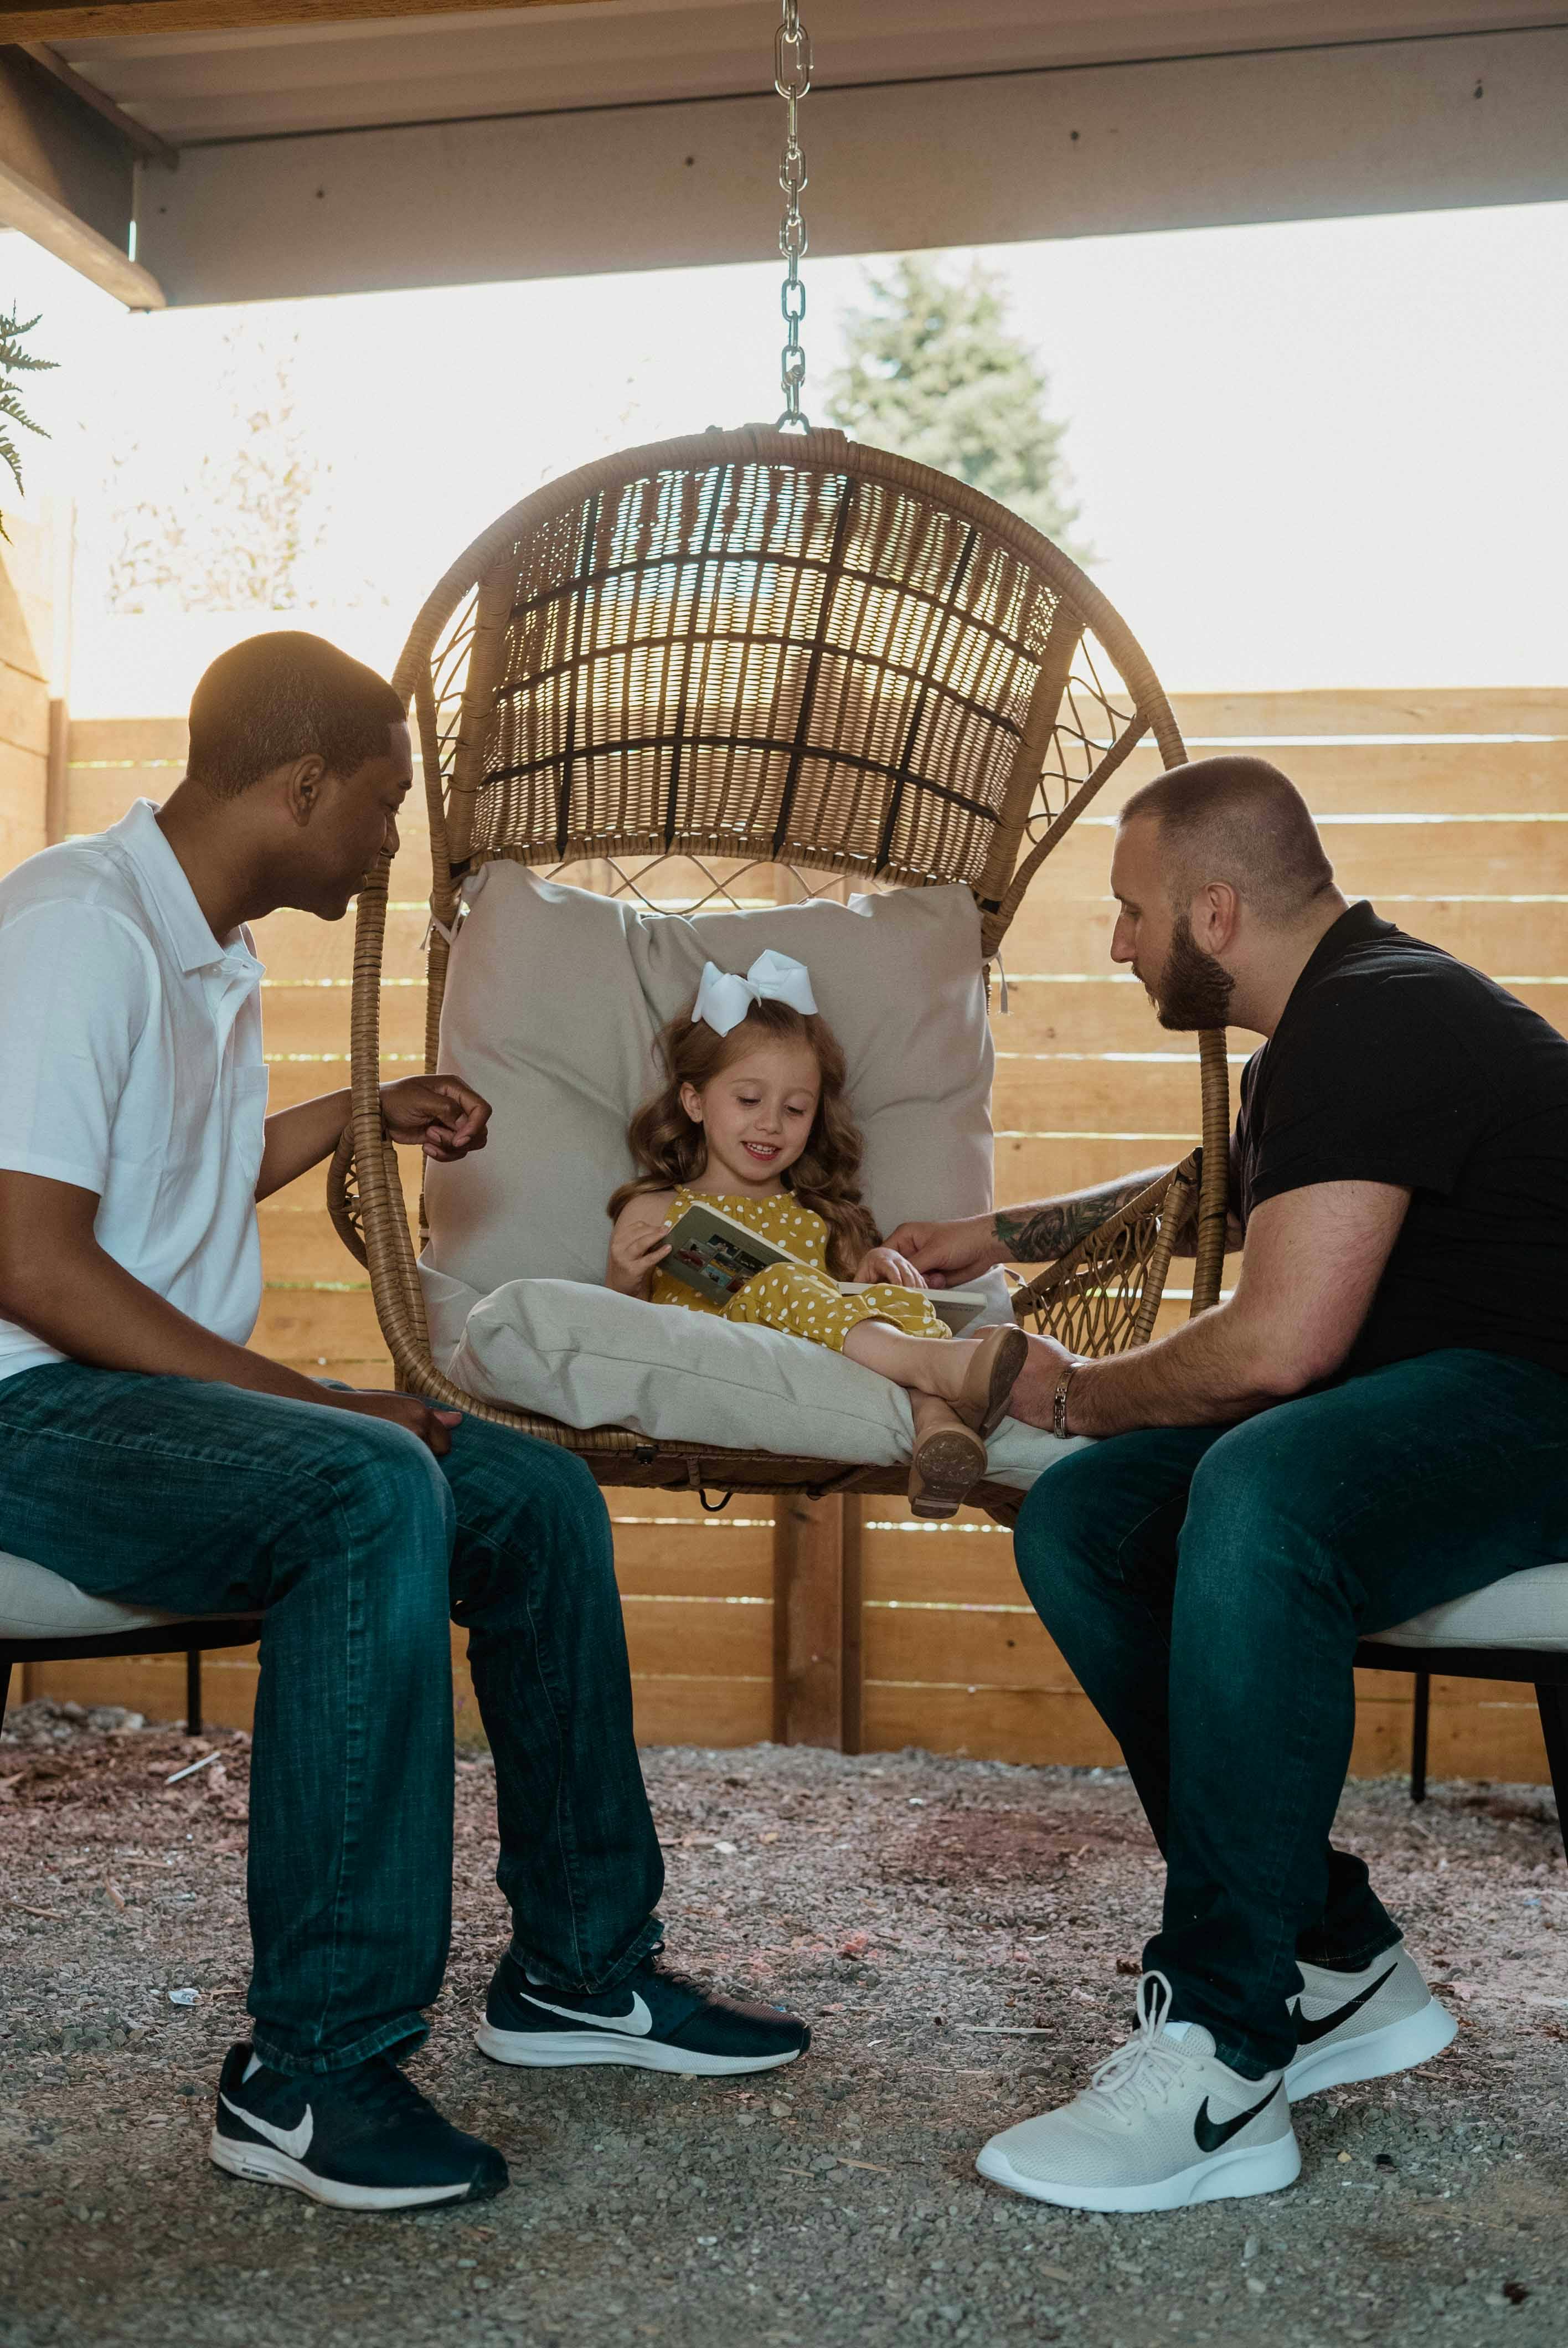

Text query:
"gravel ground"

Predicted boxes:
[[2, 1698, 1565, 2348]]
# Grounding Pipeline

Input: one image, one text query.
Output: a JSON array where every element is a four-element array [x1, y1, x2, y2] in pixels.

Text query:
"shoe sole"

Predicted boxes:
[[474, 2021, 804, 2076], [210, 2131, 499, 2211], [909, 1427, 987, 1518], [967, 1326, 1029, 1443], [1285, 1994, 1457, 2103], [974, 2128, 1301, 2214]]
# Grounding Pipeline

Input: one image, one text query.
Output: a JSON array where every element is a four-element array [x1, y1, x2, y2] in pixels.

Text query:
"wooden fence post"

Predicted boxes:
[[772, 1494, 863, 1750]]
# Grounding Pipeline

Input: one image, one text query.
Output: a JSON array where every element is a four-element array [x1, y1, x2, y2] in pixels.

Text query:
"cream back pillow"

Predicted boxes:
[[424, 863, 994, 1300]]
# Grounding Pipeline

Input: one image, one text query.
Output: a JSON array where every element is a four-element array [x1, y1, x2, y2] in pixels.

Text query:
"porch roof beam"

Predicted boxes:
[[133, 24, 1568, 308]]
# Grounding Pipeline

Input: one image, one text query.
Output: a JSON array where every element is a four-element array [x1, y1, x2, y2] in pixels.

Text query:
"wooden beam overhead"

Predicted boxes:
[[0, 149, 162, 300], [134, 25, 1568, 307], [15, 40, 177, 163], [0, 0, 613, 39]]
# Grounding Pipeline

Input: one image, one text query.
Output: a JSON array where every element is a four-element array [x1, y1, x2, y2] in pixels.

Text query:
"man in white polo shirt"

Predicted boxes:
[[0, 632, 807, 2213]]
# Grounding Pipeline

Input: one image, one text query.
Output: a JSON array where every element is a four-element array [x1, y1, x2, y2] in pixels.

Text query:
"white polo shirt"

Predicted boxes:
[[0, 799, 268, 1384]]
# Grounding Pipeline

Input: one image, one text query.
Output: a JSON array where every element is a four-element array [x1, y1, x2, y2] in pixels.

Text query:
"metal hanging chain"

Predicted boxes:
[[774, 0, 812, 431]]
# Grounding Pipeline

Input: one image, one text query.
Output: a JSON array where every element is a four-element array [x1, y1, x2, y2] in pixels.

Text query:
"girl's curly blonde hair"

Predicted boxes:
[[608, 996, 880, 1279]]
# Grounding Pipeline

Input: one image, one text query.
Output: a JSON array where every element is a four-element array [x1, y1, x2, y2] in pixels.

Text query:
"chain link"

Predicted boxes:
[[773, 0, 812, 430]]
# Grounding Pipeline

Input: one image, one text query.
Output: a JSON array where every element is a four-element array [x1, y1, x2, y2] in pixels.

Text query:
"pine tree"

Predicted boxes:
[[825, 256, 1090, 561]]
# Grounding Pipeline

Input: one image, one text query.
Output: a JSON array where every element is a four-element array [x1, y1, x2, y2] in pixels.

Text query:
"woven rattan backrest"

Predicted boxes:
[[393, 426, 1182, 959]]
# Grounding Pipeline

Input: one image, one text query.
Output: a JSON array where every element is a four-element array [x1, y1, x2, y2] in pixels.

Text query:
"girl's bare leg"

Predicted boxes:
[[843, 1319, 1029, 1443], [840, 1320, 975, 1402]]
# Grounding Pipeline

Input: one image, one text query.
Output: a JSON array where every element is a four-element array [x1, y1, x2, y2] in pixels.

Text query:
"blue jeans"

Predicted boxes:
[[0, 1363, 665, 2076], [1012, 1350, 1568, 2075]]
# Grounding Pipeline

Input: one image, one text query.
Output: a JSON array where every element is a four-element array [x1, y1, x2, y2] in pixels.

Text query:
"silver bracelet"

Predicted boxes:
[[1052, 1357, 1085, 1439]]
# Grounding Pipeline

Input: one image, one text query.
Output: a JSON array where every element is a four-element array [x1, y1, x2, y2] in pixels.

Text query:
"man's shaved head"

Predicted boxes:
[[1118, 755, 1335, 924]]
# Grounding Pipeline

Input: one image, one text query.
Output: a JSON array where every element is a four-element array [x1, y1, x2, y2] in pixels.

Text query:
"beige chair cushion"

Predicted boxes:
[[422, 865, 994, 1301], [1365, 1563, 1568, 1654], [445, 1275, 1079, 1491]]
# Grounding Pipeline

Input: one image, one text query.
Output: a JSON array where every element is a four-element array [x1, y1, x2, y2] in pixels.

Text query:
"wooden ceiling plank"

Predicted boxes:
[[0, 0, 617, 40]]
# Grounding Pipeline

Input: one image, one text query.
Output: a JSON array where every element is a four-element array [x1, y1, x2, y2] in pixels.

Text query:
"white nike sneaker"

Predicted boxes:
[[1285, 1945, 1456, 2103], [976, 1975, 1301, 2214]]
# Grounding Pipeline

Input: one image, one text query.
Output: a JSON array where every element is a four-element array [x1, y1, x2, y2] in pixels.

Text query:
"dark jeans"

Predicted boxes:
[[1012, 1348, 1568, 2075], [0, 1363, 665, 2076]]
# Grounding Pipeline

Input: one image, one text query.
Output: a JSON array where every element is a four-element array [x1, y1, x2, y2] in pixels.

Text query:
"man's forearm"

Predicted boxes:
[[1065, 1299, 1290, 1434], [996, 1168, 1171, 1264], [3, 1237, 334, 1407], [257, 1087, 353, 1201]]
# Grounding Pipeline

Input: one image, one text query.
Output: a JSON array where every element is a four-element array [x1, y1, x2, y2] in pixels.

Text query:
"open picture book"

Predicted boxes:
[[659, 1196, 993, 1333]]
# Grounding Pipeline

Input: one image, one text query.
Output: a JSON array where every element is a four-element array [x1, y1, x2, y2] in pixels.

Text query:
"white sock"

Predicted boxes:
[[243, 2053, 263, 2083]]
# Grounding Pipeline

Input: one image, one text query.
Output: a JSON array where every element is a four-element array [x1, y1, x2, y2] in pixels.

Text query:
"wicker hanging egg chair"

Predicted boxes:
[[328, 423, 1230, 1512]]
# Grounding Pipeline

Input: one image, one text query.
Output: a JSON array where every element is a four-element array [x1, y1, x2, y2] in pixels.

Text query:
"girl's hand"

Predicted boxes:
[[606, 1212, 672, 1298], [854, 1244, 926, 1289]]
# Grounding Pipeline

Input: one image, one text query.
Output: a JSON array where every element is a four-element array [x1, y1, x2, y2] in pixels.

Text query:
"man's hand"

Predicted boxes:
[[882, 1214, 1000, 1289], [380, 1074, 491, 1163], [853, 1244, 926, 1289], [257, 1071, 492, 1198], [326, 1389, 464, 1457]]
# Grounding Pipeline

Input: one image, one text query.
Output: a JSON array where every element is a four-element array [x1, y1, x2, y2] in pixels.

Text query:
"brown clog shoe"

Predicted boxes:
[[956, 1323, 1029, 1441], [907, 1401, 988, 1521]]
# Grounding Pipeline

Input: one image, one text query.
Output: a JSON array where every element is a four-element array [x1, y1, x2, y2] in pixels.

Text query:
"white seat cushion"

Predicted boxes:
[[0, 1551, 249, 1643], [1365, 1563, 1568, 1655], [443, 1275, 1083, 1491]]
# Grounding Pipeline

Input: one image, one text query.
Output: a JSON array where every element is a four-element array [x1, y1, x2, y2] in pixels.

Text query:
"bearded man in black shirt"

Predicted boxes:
[[890, 755, 1568, 2214]]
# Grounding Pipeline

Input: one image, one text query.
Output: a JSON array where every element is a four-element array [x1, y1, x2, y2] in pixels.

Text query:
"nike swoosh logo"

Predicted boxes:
[[1290, 1963, 1397, 2046], [220, 2092, 313, 2160], [1193, 2080, 1281, 2154], [520, 1990, 654, 2038]]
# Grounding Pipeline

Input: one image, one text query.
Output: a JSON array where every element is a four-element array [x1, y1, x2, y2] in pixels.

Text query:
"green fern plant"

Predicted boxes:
[[0, 307, 55, 540]]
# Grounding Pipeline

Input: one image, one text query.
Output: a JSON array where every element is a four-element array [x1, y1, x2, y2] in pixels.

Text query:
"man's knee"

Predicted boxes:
[[519, 1435, 608, 1524], [318, 1415, 456, 1564], [1180, 1422, 1341, 1611], [495, 1434, 608, 1546], [1013, 1445, 1128, 1617]]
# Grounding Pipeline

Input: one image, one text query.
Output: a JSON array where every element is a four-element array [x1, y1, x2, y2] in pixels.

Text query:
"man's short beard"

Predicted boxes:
[[1149, 913, 1236, 1030]]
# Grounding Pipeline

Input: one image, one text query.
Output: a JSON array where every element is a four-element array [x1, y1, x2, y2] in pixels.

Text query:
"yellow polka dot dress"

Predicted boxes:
[[651, 1183, 950, 1352]]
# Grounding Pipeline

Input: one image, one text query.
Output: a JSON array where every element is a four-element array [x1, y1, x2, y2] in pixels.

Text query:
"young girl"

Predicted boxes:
[[606, 954, 1026, 1517]]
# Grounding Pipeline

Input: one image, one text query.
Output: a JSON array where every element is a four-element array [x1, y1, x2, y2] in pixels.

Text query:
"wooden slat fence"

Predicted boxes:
[[22, 689, 1568, 1780]]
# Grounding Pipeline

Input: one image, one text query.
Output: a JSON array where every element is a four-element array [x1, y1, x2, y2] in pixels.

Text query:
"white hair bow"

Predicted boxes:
[[692, 951, 819, 1038]]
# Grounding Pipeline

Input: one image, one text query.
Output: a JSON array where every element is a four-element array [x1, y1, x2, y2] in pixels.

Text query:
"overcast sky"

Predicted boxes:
[[4, 194, 1564, 711]]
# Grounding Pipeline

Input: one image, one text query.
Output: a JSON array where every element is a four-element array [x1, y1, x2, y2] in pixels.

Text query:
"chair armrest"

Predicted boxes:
[[327, 1121, 371, 1266], [1009, 1151, 1199, 1356]]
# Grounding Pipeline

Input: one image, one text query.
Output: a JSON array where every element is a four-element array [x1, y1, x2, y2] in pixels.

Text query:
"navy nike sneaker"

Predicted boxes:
[[210, 2043, 509, 2211], [476, 1949, 810, 2075]]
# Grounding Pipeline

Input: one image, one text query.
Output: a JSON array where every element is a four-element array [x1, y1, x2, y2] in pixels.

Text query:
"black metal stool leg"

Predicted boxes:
[[1536, 1682, 1568, 1867], [185, 1647, 203, 1736], [1410, 1670, 1430, 1804], [0, 1652, 14, 1728]]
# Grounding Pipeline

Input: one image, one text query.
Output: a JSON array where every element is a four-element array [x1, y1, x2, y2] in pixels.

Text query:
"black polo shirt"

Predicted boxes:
[[1235, 900, 1568, 1377]]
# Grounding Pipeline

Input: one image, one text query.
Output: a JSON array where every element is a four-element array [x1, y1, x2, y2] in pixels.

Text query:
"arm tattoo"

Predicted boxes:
[[994, 1171, 1165, 1264]]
